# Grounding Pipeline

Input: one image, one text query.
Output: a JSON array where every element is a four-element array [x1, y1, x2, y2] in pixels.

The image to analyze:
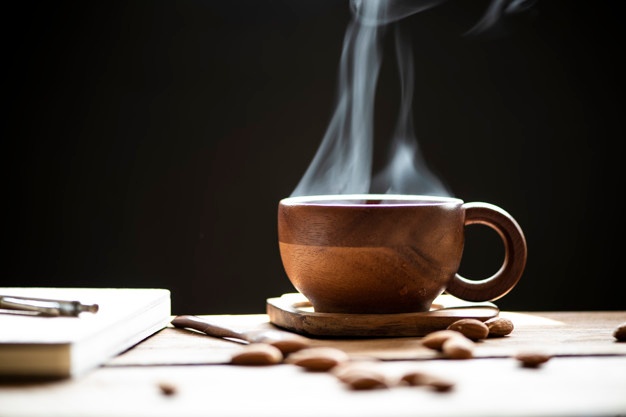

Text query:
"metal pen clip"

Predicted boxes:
[[0, 294, 99, 317]]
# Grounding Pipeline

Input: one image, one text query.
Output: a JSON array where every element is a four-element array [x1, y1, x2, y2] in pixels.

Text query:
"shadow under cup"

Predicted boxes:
[[277, 194, 527, 314]]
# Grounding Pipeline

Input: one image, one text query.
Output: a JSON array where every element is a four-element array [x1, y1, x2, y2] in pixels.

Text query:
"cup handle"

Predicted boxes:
[[444, 202, 528, 302]]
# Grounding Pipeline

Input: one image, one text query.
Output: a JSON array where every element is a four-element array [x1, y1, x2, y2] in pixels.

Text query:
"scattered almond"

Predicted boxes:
[[337, 369, 389, 390], [400, 371, 455, 392], [425, 376, 456, 392], [285, 347, 350, 371], [515, 351, 552, 368], [400, 370, 431, 386], [441, 334, 475, 359], [613, 322, 626, 342], [400, 371, 454, 392], [230, 343, 283, 365], [447, 318, 489, 340], [331, 362, 370, 379], [484, 317, 515, 337], [157, 381, 178, 396], [421, 330, 461, 351], [332, 362, 389, 390], [256, 331, 311, 354]]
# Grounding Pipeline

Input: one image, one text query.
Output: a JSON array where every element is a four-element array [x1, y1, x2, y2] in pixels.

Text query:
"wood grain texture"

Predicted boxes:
[[445, 202, 527, 302], [266, 293, 499, 337], [171, 314, 310, 354], [108, 310, 626, 367], [278, 195, 527, 313]]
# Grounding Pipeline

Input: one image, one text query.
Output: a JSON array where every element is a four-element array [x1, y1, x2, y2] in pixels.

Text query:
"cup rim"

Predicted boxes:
[[280, 194, 464, 207]]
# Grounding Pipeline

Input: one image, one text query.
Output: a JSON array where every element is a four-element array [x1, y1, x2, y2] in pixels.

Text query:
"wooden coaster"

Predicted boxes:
[[267, 293, 499, 338]]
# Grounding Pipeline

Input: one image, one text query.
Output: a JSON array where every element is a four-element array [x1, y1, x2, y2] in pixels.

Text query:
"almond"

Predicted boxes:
[[425, 376, 456, 392], [421, 330, 462, 351], [447, 318, 489, 341], [400, 370, 455, 392], [400, 370, 431, 386], [157, 381, 178, 396], [332, 362, 389, 390], [337, 369, 389, 390], [484, 317, 515, 337], [515, 351, 552, 368], [230, 343, 283, 365], [285, 347, 349, 371], [442, 334, 475, 359]]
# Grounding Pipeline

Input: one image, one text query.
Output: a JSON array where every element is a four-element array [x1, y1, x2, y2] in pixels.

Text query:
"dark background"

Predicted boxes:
[[3, 1, 623, 314]]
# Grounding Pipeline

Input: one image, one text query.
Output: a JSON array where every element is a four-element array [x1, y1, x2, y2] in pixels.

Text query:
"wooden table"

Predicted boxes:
[[1, 311, 625, 417]]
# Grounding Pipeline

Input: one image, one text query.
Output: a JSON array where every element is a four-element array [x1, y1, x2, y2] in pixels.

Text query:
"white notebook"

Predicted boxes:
[[0, 287, 171, 378]]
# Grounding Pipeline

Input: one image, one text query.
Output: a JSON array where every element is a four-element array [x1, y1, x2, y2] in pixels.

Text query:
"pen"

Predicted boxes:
[[0, 294, 99, 317]]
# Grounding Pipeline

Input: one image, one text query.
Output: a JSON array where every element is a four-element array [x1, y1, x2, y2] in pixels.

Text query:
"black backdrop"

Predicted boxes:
[[3, 1, 623, 314]]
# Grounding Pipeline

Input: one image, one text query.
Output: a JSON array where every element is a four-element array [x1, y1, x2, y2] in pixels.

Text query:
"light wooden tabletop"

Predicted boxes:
[[1, 311, 625, 417]]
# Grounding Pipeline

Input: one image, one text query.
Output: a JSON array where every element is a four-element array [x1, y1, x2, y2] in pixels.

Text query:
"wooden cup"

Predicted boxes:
[[278, 194, 527, 314]]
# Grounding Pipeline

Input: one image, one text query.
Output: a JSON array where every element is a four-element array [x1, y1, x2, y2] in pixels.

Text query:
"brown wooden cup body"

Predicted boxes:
[[278, 195, 527, 314]]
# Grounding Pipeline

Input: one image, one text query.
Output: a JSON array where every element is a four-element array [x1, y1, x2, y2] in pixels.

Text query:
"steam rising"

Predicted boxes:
[[370, 25, 449, 196], [291, 0, 384, 197], [291, 0, 534, 198]]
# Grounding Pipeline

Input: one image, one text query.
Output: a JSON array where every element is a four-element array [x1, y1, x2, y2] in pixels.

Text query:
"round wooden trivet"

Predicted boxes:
[[266, 293, 499, 338]]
